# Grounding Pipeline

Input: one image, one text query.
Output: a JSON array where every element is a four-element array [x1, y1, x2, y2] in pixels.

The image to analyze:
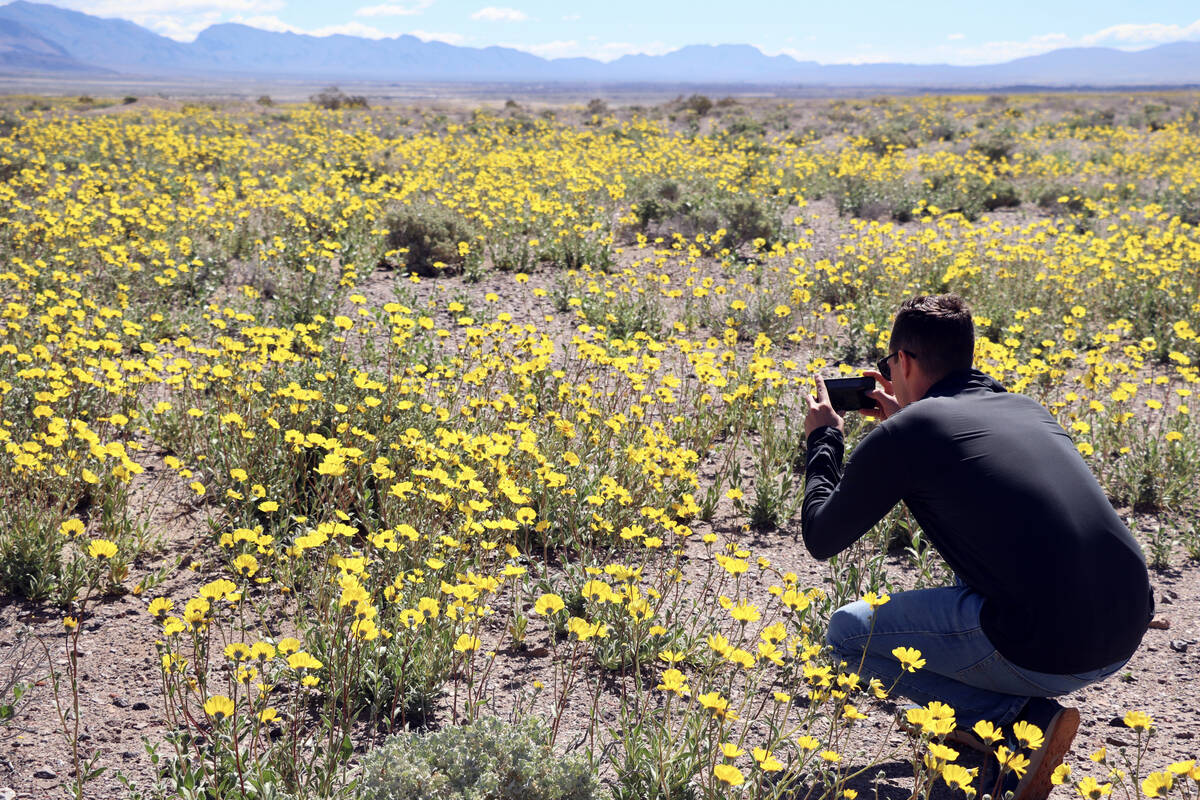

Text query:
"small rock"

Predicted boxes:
[[0, 788, 15, 800], [1179, 731, 1195, 740], [132, 701, 150, 711], [1170, 640, 1189, 653], [1105, 736, 1130, 748], [1148, 617, 1170, 630], [33, 769, 56, 780], [112, 696, 129, 708]]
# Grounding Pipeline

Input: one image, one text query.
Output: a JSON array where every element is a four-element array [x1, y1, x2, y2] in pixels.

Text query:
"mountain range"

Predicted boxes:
[[3, 0, 1200, 87]]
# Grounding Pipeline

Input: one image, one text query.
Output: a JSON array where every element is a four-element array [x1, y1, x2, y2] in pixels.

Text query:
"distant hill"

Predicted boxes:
[[2, 0, 1200, 86], [0, 16, 99, 73]]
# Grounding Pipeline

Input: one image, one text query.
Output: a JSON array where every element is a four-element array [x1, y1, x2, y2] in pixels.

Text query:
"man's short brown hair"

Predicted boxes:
[[889, 294, 975, 380]]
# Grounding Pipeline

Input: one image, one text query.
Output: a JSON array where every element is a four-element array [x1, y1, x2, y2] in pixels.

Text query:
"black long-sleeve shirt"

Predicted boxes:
[[802, 368, 1152, 675]]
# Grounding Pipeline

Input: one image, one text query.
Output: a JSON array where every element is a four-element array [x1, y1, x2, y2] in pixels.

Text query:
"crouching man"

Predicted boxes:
[[801, 294, 1152, 800]]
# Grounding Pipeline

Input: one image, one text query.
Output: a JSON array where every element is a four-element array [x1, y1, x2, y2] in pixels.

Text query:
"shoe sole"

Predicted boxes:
[[944, 727, 990, 754], [1012, 706, 1080, 800], [896, 712, 990, 755]]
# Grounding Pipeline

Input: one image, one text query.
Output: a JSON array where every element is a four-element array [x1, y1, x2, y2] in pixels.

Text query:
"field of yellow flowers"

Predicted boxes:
[[1, 91, 1198, 799]]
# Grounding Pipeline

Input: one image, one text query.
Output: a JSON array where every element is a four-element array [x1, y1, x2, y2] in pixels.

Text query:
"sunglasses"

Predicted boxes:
[[876, 350, 915, 382]]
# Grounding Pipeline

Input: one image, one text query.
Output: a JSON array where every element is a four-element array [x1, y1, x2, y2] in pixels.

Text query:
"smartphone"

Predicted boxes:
[[824, 376, 878, 412]]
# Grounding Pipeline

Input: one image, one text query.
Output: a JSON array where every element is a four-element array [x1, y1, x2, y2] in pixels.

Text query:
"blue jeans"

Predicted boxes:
[[826, 584, 1127, 727]]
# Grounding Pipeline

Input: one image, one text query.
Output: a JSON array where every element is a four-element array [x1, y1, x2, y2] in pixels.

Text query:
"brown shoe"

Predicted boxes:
[[1009, 699, 1080, 800], [895, 705, 992, 755]]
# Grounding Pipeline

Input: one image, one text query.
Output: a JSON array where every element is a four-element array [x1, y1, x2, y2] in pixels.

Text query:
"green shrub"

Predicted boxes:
[[724, 114, 765, 138], [629, 176, 783, 251], [312, 86, 369, 110], [1030, 183, 1090, 216], [970, 132, 1017, 162], [1064, 107, 1115, 132], [719, 195, 780, 249], [630, 179, 683, 229], [832, 174, 920, 222], [863, 122, 916, 155], [357, 716, 599, 800], [681, 94, 713, 117], [1158, 185, 1200, 226], [383, 202, 479, 276], [983, 181, 1021, 211]]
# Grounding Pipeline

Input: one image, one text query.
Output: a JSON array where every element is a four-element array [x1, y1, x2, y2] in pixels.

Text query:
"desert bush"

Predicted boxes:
[[122, 96, 137, 105], [723, 114, 766, 138], [357, 716, 599, 800], [924, 116, 957, 142], [832, 174, 921, 222], [383, 202, 479, 276], [585, 98, 607, 116], [923, 172, 1017, 221], [312, 86, 369, 110], [681, 94, 713, 117], [1158, 185, 1200, 226], [543, 225, 615, 272], [720, 195, 782, 249], [970, 131, 1017, 162], [629, 178, 685, 229], [982, 180, 1020, 211], [626, 176, 782, 249], [257, 94, 274, 107], [1030, 182, 1091, 216], [1064, 107, 1116, 133], [863, 122, 916, 155], [552, 268, 665, 338]]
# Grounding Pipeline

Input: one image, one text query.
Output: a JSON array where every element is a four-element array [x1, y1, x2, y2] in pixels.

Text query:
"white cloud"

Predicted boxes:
[[502, 39, 673, 61], [56, 0, 282, 11], [1082, 19, 1200, 45], [471, 7, 527, 22], [771, 18, 1200, 67], [936, 19, 1200, 65], [50, 0, 285, 40], [311, 21, 391, 38], [770, 47, 807, 60], [561, 14, 580, 22], [948, 32, 1072, 64], [138, 10, 224, 40], [506, 39, 577, 58], [355, 1, 433, 17], [228, 14, 391, 39], [230, 14, 301, 33], [409, 29, 467, 45]]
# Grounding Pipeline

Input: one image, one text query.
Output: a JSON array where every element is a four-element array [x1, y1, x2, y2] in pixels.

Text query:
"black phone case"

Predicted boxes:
[[825, 377, 877, 412]]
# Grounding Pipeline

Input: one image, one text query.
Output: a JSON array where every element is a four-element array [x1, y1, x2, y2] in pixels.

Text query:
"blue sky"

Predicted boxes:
[[41, 1, 1200, 63]]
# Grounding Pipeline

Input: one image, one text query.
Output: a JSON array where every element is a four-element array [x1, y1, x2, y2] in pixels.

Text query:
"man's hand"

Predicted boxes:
[[862, 370, 900, 420], [805, 375, 844, 437]]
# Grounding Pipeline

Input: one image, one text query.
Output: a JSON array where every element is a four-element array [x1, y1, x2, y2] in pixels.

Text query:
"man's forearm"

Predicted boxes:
[[801, 423, 902, 561], [801, 426, 845, 560]]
